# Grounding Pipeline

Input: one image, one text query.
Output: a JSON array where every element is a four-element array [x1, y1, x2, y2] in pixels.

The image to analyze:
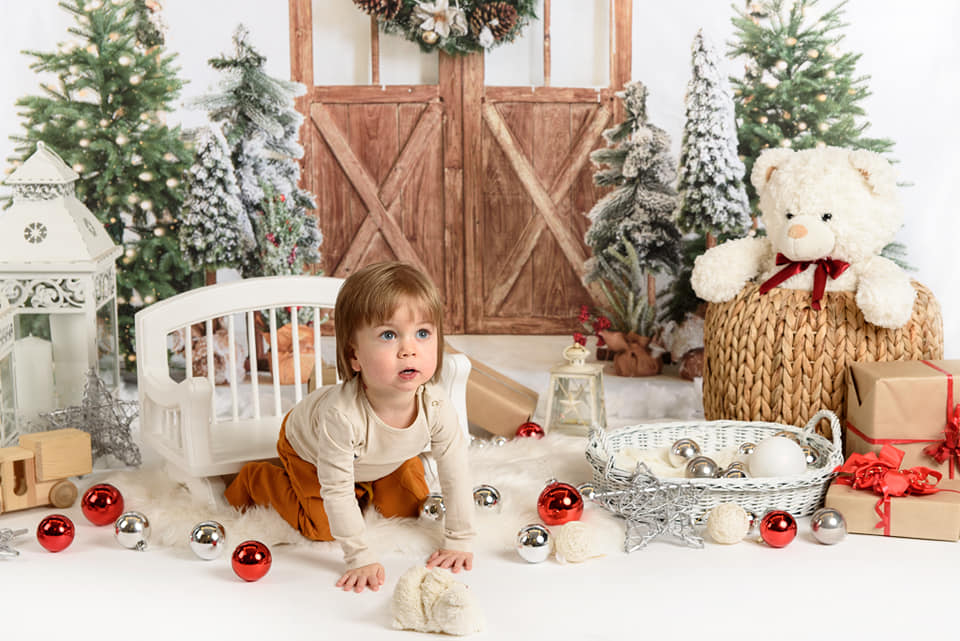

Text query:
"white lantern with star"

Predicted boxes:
[[0, 142, 123, 427], [543, 343, 607, 436]]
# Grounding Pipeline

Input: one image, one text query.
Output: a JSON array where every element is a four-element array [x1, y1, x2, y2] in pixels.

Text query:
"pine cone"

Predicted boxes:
[[353, 0, 403, 20], [470, 2, 518, 41]]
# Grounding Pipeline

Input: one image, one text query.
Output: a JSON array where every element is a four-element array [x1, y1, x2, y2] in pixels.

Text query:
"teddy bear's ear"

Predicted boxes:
[[847, 149, 897, 198], [750, 148, 795, 192]]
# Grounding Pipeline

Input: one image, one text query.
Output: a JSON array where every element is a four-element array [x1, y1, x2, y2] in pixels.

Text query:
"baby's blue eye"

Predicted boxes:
[[380, 330, 396, 340], [417, 329, 431, 339]]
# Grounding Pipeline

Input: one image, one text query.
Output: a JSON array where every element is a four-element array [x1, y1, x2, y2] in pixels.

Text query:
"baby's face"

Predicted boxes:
[[349, 298, 438, 397]]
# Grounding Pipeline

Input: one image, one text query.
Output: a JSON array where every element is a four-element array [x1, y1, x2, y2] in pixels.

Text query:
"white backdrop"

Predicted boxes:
[[1, 0, 957, 356]]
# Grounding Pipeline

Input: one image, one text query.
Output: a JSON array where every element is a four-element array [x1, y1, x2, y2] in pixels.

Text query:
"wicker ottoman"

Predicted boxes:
[[702, 281, 943, 436]]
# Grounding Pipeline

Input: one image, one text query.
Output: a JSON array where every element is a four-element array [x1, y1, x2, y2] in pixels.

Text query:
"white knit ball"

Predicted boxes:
[[749, 436, 807, 477], [706, 503, 751, 545], [554, 521, 601, 563]]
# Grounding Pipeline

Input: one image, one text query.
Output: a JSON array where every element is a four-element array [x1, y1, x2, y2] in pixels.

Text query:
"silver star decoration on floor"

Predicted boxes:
[[42, 368, 141, 467], [593, 460, 705, 552], [0, 528, 28, 558]]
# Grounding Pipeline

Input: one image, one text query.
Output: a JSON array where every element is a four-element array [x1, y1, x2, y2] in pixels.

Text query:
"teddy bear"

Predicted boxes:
[[391, 566, 484, 636], [690, 146, 916, 329]]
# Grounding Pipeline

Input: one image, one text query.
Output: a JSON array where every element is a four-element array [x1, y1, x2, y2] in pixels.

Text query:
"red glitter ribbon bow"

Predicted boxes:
[[834, 445, 945, 535], [921, 361, 960, 478], [758, 253, 850, 310]]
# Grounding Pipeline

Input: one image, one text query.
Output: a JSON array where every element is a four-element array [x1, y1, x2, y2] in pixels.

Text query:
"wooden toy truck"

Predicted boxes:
[[0, 428, 92, 514]]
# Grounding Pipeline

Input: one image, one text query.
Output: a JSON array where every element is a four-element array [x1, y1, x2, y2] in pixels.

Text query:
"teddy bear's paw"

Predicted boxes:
[[690, 263, 747, 303], [856, 277, 916, 329]]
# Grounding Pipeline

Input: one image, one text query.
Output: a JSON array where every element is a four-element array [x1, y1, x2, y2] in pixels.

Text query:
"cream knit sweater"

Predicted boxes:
[[285, 377, 474, 568]]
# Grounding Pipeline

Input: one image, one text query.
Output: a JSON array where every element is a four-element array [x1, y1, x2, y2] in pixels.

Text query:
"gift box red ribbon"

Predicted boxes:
[[834, 444, 947, 536], [758, 253, 850, 310], [845, 360, 960, 478]]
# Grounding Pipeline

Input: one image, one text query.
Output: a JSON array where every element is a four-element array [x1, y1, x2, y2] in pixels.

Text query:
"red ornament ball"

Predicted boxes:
[[515, 421, 545, 439], [232, 540, 272, 582], [81, 483, 125, 526], [37, 514, 75, 553], [536, 481, 584, 526], [759, 510, 797, 548]]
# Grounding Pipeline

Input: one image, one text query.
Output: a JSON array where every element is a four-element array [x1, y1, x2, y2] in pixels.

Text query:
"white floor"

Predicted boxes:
[[2, 336, 956, 640]]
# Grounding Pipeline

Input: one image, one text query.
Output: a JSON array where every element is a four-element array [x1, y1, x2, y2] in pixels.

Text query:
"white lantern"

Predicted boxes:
[[543, 343, 607, 436], [0, 296, 15, 445], [0, 142, 123, 427]]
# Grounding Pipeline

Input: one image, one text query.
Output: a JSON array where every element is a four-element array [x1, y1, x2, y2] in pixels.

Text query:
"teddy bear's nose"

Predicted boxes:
[[788, 224, 808, 239]]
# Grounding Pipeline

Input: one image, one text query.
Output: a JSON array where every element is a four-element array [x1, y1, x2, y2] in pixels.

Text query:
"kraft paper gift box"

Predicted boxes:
[[824, 481, 960, 541], [445, 346, 539, 437], [845, 359, 960, 479]]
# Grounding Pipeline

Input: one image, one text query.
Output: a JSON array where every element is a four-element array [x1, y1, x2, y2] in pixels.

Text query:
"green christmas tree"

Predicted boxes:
[[584, 82, 681, 333], [7, 0, 201, 368], [730, 0, 894, 212]]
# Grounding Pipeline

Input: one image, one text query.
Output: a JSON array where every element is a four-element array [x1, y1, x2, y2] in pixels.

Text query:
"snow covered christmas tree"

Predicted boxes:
[[7, 0, 201, 367], [584, 82, 681, 333], [195, 25, 321, 277], [730, 0, 894, 211], [179, 124, 252, 273], [666, 30, 752, 324], [677, 30, 751, 243]]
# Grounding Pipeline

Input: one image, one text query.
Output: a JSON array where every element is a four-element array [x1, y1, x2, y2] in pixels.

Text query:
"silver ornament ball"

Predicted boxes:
[[738, 442, 756, 457], [491, 436, 508, 447], [810, 507, 847, 545], [472, 485, 502, 511], [189, 520, 227, 560], [685, 455, 719, 479], [576, 482, 597, 501], [726, 461, 748, 473], [114, 511, 150, 551], [421, 493, 446, 521], [668, 438, 701, 467], [802, 444, 821, 467], [516, 524, 552, 563], [773, 430, 801, 443], [720, 467, 749, 479]]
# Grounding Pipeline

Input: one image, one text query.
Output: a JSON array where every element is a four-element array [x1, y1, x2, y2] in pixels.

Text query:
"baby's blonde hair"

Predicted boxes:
[[335, 261, 444, 383]]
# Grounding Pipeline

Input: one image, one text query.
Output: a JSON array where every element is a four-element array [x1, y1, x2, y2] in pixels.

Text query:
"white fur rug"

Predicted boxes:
[[100, 433, 626, 562]]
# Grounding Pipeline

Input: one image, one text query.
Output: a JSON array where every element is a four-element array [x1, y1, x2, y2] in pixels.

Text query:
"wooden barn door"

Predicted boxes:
[[289, 0, 631, 334]]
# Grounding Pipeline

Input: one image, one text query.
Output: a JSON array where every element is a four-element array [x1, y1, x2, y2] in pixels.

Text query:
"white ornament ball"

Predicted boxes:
[[72, 163, 85, 173], [79, 138, 90, 148], [130, 75, 142, 85], [138, 171, 153, 182], [118, 55, 133, 67], [140, 200, 153, 211], [749, 436, 807, 477], [116, 134, 128, 146], [706, 503, 751, 545], [166, 178, 179, 188], [553, 521, 600, 563]]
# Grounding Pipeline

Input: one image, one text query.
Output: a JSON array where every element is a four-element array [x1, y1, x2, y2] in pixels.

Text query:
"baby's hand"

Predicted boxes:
[[336, 563, 385, 593], [426, 549, 473, 573]]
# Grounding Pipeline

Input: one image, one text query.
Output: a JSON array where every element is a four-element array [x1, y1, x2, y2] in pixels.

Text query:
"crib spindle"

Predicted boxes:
[[247, 310, 261, 420], [313, 307, 322, 387], [184, 324, 193, 378], [269, 308, 281, 417], [206, 318, 215, 420], [227, 314, 239, 421], [291, 308, 302, 403]]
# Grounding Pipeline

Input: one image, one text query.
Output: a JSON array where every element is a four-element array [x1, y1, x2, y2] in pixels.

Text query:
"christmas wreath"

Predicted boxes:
[[353, 0, 538, 56]]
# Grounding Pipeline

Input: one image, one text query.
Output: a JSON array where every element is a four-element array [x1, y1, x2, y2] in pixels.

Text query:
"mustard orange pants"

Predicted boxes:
[[224, 420, 430, 541]]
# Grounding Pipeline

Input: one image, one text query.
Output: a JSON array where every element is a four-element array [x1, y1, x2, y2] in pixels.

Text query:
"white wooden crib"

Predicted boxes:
[[134, 275, 470, 502]]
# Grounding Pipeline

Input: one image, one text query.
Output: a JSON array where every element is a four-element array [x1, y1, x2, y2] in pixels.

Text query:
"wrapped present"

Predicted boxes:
[[845, 359, 960, 479], [446, 346, 539, 437], [824, 444, 960, 540]]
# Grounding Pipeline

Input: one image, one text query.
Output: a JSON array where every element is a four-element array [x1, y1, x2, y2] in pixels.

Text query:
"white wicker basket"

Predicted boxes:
[[585, 410, 843, 521]]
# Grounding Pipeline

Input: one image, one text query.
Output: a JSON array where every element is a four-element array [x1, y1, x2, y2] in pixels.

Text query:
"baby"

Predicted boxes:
[[225, 261, 474, 592]]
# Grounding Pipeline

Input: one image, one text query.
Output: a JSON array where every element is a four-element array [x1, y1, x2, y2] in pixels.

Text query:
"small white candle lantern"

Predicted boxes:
[[0, 296, 15, 445], [0, 143, 123, 425], [543, 343, 607, 435]]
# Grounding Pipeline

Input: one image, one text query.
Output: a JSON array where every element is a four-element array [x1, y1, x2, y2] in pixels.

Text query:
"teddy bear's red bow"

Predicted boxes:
[[758, 254, 850, 310]]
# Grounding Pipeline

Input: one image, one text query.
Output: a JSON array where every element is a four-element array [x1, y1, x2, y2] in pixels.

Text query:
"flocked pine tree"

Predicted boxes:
[[666, 29, 752, 323], [194, 25, 321, 277], [730, 0, 894, 212], [7, 0, 201, 368], [179, 124, 252, 272], [584, 82, 681, 333]]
